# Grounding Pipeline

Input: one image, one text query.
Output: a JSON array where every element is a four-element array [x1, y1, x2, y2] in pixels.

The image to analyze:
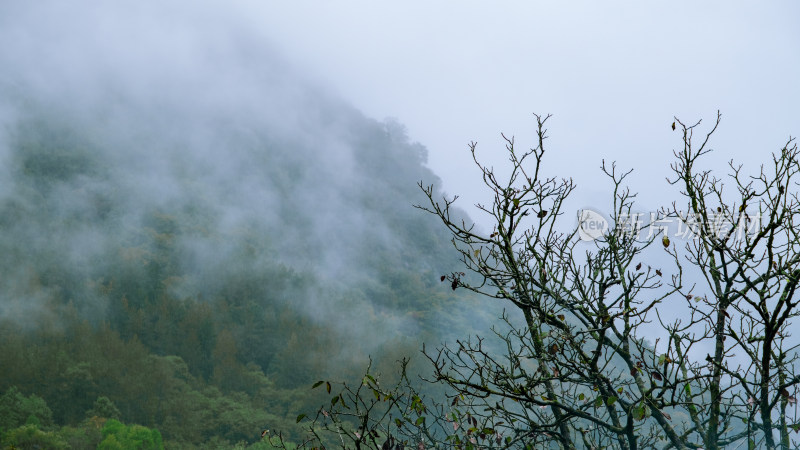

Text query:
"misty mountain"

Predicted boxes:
[[0, 8, 488, 447], [0, 78, 454, 328]]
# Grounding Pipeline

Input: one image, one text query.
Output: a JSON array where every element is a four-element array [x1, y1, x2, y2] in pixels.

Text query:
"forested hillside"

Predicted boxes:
[[0, 55, 487, 448]]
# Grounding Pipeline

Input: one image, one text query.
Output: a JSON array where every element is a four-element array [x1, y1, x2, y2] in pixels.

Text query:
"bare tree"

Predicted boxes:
[[272, 113, 800, 450], [664, 112, 800, 449]]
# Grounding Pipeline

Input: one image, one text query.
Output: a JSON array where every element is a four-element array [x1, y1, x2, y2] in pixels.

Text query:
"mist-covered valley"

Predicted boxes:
[[0, 4, 494, 448]]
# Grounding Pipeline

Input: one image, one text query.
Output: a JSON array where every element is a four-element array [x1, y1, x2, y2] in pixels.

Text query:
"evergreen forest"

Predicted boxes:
[[0, 57, 488, 448]]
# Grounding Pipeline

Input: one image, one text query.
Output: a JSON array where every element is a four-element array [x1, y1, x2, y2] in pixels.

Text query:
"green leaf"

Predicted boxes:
[[606, 396, 617, 406], [578, 393, 585, 401], [415, 416, 426, 425], [296, 414, 306, 423], [331, 396, 339, 406], [326, 382, 331, 394], [312, 381, 324, 389], [633, 405, 646, 421]]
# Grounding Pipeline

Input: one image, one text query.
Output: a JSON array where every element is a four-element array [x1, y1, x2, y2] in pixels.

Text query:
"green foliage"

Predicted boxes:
[[87, 396, 122, 421], [98, 419, 163, 450], [1, 424, 69, 449], [0, 386, 54, 431], [11, 115, 102, 187], [57, 422, 104, 450]]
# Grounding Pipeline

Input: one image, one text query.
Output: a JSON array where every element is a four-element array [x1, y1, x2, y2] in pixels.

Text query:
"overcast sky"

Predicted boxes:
[[252, 1, 799, 220]]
